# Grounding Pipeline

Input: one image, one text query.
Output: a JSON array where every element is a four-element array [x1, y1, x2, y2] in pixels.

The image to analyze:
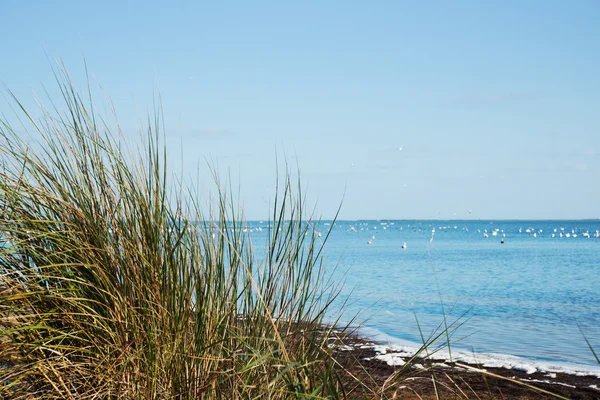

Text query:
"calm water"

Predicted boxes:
[[249, 220, 600, 372]]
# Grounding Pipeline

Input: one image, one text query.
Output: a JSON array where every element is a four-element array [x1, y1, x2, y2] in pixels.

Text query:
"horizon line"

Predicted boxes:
[[241, 218, 600, 222]]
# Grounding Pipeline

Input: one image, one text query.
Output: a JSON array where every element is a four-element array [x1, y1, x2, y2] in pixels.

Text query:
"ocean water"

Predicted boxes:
[[248, 220, 600, 375]]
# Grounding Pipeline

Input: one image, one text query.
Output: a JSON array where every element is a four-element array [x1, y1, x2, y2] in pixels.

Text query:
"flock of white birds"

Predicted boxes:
[[230, 221, 600, 249]]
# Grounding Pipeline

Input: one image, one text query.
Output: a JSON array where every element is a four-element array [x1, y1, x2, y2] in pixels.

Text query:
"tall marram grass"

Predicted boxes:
[[0, 69, 347, 399]]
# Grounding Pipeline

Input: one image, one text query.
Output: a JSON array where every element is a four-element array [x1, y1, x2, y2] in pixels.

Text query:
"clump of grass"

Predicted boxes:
[[0, 67, 347, 399]]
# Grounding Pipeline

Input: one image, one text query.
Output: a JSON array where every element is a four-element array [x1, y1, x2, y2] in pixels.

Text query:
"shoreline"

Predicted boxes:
[[342, 324, 600, 377], [330, 329, 600, 399], [357, 327, 600, 377]]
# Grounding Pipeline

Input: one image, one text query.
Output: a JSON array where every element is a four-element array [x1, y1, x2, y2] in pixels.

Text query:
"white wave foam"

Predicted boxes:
[[358, 326, 600, 378], [377, 353, 406, 366]]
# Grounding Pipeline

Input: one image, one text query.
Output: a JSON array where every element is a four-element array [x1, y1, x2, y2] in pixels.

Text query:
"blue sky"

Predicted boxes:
[[2, 1, 599, 219]]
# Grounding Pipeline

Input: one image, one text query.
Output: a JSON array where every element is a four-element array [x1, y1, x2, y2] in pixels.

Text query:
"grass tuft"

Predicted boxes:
[[0, 66, 347, 399]]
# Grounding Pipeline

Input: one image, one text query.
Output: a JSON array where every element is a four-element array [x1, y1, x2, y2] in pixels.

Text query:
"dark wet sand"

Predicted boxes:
[[330, 333, 600, 399]]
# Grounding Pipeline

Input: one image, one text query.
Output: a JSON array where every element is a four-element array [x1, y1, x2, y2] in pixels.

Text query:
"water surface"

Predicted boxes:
[[250, 219, 600, 372]]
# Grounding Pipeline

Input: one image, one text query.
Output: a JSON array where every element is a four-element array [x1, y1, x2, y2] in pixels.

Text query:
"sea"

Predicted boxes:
[[248, 220, 600, 376]]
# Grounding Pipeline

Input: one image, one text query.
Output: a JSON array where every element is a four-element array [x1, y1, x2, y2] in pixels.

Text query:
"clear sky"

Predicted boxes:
[[2, 1, 599, 220]]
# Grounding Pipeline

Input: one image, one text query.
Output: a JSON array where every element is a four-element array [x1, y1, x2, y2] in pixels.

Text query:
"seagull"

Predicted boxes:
[[401, 242, 407, 249]]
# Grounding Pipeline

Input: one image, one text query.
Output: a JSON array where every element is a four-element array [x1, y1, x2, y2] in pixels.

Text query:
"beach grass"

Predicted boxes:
[[0, 67, 352, 399]]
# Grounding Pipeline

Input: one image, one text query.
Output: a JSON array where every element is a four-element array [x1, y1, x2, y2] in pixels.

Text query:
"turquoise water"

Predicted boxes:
[[249, 220, 600, 372]]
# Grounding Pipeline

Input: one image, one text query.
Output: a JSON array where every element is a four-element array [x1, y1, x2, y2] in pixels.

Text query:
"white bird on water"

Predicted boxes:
[[401, 242, 407, 250]]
